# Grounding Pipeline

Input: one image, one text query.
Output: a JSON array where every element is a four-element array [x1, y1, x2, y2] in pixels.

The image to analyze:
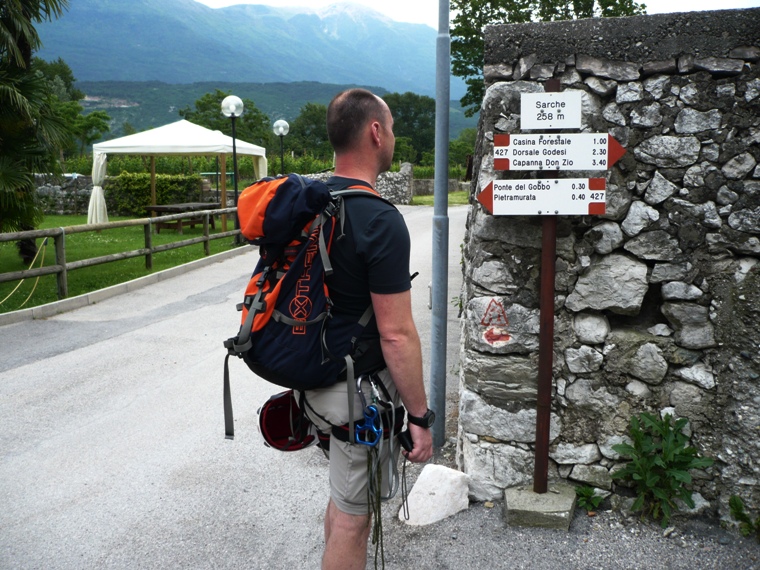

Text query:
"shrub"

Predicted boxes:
[[575, 485, 604, 512], [104, 172, 203, 216], [611, 412, 714, 528]]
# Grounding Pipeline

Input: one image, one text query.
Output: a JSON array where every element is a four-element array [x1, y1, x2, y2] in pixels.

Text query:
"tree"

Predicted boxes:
[[449, 127, 478, 167], [286, 102, 331, 160], [1, 0, 75, 262], [450, 0, 646, 117], [179, 89, 270, 148], [34, 57, 110, 157], [382, 92, 436, 163]]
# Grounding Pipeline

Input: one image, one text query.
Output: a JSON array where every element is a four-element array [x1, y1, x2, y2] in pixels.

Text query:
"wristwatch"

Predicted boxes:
[[407, 408, 436, 428]]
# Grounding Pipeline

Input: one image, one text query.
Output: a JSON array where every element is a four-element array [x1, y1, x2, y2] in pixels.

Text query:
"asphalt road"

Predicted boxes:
[[0, 205, 467, 569], [2, 204, 757, 570]]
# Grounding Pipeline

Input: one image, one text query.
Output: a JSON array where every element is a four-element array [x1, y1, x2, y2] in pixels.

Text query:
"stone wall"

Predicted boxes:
[[35, 174, 93, 215], [459, 8, 760, 524], [308, 162, 414, 204]]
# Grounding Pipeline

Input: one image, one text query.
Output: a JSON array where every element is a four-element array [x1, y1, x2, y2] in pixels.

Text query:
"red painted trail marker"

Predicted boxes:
[[477, 178, 606, 216], [494, 133, 626, 171]]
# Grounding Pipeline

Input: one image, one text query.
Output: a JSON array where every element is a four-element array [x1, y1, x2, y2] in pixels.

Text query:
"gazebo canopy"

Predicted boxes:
[[88, 120, 268, 224]]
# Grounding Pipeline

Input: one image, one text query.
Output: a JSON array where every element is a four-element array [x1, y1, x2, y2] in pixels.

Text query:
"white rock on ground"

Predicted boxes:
[[399, 464, 469, 525]]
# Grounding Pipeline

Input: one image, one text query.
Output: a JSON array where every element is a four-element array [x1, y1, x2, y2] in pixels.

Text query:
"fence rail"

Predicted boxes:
[[0, 207, 239, 301]]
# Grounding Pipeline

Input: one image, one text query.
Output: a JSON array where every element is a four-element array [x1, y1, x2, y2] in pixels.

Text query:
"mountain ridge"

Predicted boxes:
[[35, 0, 459, 98]]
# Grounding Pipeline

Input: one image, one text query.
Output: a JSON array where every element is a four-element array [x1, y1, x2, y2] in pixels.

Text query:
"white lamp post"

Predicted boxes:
[[221, 95, 244, 241], [273, 119, 289, 175]]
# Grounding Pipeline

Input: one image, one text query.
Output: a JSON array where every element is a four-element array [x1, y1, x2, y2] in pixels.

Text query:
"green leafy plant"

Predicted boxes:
[[575, 485, 604, 512], [611, 412, 714, 528], [729, 495, 760, 542]]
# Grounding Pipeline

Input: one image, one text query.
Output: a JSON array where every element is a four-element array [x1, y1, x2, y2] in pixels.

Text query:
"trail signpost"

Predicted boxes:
[[478, 178, 606, 216], [477, 80, 626, 494], [493, 133, 626, 171]]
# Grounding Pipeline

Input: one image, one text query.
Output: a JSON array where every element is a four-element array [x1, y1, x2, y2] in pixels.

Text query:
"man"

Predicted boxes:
[[302, 88, 434, 569]]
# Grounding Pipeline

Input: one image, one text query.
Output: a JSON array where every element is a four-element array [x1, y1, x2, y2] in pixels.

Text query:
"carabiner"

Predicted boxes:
[[354, 404, 382, 447]]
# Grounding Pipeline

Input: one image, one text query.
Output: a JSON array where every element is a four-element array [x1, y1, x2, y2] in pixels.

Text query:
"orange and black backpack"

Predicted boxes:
[[222, 173, 388, 439]]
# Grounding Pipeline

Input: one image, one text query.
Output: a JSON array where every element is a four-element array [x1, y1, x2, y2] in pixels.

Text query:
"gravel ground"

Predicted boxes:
[[375, 445, 760, 570]]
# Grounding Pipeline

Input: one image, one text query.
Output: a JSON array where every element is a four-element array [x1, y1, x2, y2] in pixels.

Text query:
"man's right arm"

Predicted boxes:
[[370, 289, 433, 463]]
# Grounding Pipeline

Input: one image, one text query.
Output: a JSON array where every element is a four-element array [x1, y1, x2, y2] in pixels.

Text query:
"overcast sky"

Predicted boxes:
[[195, 0, 760, 30]]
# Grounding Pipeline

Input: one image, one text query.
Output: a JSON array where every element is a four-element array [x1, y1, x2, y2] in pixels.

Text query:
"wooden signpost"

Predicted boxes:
[[477, 79, 626, 494]]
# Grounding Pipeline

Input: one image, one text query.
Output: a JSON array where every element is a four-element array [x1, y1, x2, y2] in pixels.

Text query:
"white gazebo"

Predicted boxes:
[[87, 119, 268, 224]]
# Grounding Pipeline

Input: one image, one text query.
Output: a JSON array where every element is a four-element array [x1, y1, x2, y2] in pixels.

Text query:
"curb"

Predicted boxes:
[[0, 245, 253, 327]]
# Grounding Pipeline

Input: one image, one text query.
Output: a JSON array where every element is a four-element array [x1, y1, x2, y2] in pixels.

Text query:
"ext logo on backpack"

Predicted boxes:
[[290, 234, 320, 334]]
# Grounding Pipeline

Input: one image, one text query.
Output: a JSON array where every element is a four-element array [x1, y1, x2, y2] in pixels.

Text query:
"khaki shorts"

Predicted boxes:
[[300, 369, 401, 516]]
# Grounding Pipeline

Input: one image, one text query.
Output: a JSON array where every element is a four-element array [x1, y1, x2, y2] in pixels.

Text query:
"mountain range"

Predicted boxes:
[[36, 0, 464, 98]]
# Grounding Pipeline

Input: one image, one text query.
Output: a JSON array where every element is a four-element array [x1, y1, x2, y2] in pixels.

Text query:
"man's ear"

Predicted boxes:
[[370, 120, 382, 146]]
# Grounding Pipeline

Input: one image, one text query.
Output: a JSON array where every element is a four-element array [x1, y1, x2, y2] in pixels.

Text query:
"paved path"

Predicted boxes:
[[0, 205, 468, 569]]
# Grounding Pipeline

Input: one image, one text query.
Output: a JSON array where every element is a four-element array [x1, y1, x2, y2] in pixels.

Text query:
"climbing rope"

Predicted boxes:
[[0, 238, 48, 309]]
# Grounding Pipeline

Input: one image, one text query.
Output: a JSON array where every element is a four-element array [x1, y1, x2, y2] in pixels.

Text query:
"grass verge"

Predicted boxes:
[[411, 191, 469, 206], [0, 214, 239, 314]]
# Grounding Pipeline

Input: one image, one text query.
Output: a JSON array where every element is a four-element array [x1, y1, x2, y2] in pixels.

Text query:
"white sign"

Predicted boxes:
[[493, 133, 624, 171], [520, 92, 582, 130], [478, 178, 606, 216]]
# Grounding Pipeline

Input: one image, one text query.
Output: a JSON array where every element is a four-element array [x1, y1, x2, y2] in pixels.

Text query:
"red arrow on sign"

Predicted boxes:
[[477, 181, 494, 213]]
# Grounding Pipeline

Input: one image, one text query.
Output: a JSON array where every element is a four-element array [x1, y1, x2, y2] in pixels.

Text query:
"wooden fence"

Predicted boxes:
[[0, 207, 238, 301]]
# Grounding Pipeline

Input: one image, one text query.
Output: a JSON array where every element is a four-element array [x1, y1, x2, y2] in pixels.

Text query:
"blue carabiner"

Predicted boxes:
[[354, 404, 382, 447]]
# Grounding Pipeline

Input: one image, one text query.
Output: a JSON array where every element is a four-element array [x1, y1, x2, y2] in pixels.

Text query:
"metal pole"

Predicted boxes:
[[533, 78, 561, 493], [231, 115, 241, 243], [430, 0, 450, 449], [279, 135, 285, 175]]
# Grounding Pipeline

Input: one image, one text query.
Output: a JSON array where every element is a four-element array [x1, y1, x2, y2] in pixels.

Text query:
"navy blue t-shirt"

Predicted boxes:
[[325, 176, 412, 369]]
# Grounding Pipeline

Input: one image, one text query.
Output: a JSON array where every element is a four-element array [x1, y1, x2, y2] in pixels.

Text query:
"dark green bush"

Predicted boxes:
[[104, 172, 204, 216]]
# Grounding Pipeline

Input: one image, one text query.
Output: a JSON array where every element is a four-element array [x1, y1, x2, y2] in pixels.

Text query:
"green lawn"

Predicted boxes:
[[0, 214, 239, 314], [410, 191, 469, 206]]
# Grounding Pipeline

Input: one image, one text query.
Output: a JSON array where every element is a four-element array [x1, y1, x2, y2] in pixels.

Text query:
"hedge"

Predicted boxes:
[[104, 172, 204, 216]]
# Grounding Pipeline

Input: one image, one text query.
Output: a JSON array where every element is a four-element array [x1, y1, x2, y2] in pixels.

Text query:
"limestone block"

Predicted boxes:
[[599, 435, 632, 460], [631, 103, 663, 128], [624, 230, 681, 261], [465, 298, 539, 355], [569, 464, 613, 490], [566, 254, 648, 314], [399, 465, 470, 526], [616, 82, 644, 103], [586, 221, 624, 255], [621, 201, 660, 237], [634, 135, 701, 168], [722, 153, 757, 180], [460, 437, 534, 501], [674, 362, 716, 390], [625, 379, 652, 398], [573, 313, 611, 345], [459, 388, 560, 443], [629, 343, 668, 385], [662, 282, 703, 301], [576, 55, 640, 81], [565, 378, 621, 409], [565, 345, 604, 374], [674, 108, 722, 134], [550, 442, 602, 465], [644, 171, 680, 205]]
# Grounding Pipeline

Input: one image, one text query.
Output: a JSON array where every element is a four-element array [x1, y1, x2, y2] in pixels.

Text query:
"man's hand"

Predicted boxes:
[[403, 423, 433, 463]]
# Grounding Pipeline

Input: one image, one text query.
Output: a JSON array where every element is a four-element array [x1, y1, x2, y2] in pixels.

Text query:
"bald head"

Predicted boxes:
[[327, 89, 390, 153]]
